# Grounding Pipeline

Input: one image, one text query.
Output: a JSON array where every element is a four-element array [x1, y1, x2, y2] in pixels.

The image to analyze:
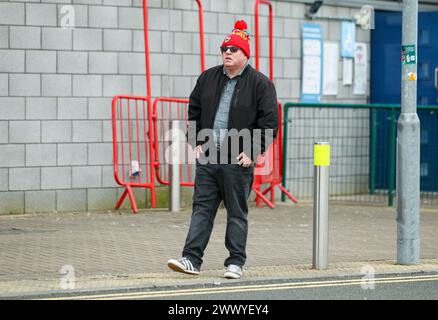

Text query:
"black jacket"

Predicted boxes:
[[187, 64, 278, 163]]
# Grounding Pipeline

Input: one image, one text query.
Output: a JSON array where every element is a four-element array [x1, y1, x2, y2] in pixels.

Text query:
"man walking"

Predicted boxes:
[[168, 20, 278, 279]]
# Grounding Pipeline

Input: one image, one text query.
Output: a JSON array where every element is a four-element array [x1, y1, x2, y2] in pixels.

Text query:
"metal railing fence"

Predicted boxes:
[[282, 102, 438, 207]]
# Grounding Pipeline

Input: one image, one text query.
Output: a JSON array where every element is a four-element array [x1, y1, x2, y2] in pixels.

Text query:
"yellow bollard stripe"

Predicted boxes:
[[314, 144, 330, 166]]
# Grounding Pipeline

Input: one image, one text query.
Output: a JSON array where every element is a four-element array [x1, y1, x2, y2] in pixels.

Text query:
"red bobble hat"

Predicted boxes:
[[221, 20, 251, 58]]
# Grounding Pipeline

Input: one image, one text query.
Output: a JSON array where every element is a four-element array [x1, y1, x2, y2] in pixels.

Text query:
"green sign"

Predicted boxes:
[[402, 45, 416, 65]]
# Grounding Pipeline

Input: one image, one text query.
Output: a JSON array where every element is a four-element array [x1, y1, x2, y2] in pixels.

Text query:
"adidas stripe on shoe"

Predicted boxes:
[[167, 257, 200, 275]]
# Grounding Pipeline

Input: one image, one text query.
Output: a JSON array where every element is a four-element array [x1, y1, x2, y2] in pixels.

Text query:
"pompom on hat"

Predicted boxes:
[[221, 20, 251, 58]]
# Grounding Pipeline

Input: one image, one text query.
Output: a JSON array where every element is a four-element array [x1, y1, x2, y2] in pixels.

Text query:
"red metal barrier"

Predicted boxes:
[[253, 0, 298, 208], [112, 0, 295, 212], [142, 0, 152, 98], [111, 0, 154, 213], [195, 0, 206, 72], [255, 0, 274, 81], [112, 1, 205, 212], [151, 0, 205, 187], [152, 97, 195, 186], [253, 103, 298, 208], [112, 95, 156, 213]]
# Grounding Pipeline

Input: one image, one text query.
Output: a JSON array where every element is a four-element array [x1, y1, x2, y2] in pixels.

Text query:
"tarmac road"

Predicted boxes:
[[37, 272, 438, 300]]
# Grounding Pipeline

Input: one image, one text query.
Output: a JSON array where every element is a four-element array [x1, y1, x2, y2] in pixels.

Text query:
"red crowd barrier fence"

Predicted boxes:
[[152, 97, 196, 187], [112, 95, 156, 213], [253, 0, 298, 208], [112, 0, 296, 212]]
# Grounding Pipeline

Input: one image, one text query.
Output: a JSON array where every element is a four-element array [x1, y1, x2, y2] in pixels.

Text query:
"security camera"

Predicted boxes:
[[306, 1, 323, 19], [354, 5, 375, 30]]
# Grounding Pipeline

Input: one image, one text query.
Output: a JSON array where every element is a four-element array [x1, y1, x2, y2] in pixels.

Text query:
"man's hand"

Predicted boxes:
[[195, 145, 203, 159], [237, 152, 253, 167]]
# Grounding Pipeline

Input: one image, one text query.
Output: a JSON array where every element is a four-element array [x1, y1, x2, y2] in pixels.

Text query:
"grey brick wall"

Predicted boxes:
[[0, 0, 371, 214]]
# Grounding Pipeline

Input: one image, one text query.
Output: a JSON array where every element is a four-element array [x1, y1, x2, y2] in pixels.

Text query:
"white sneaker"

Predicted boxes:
[[167, 257, 200, 275], [224, 264, 242, 279]]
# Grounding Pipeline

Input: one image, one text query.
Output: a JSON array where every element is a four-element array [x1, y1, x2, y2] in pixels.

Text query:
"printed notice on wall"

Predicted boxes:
[[343, 58, 353, 86], [354, 42, 367, 95], [301, 23, 323, 103], [341, 21, 355, 58], [323, 42, 339, 95], [302, 55, 321, 94]]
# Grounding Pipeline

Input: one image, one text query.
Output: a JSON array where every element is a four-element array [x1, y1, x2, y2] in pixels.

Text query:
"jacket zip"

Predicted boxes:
[[210, 76, 227, 129], [227, 87, 240, 129]]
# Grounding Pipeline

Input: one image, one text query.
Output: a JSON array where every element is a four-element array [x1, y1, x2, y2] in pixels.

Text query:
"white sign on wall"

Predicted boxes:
[[301, 23, 323, 103], [343, 58, 353, 86], [323, 42, 339, 95], [354, 42, 368, 95], [341, 21, 355, 58]]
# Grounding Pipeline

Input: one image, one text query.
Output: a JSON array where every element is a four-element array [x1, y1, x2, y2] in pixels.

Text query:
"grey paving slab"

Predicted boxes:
[[0, 203, 437, 296]]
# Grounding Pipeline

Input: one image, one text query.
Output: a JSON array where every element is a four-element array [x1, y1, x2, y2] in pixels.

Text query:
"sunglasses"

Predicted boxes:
[[220, 46, 239, 54]]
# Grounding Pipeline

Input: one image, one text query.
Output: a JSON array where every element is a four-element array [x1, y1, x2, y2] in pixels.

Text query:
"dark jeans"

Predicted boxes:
[[182, 161, 254, 270]]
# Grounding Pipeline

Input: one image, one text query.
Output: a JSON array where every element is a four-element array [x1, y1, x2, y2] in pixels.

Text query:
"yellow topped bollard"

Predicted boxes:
[[313, 142, 330, 269], [313, 143, 330, 166]]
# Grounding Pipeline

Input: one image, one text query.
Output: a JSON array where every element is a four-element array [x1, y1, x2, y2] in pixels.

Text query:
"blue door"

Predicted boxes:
[[371, 11, 438, 192]]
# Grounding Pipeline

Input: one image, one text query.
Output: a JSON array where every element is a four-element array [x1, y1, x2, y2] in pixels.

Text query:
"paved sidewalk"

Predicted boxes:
[[0, 202, 437, 297]]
